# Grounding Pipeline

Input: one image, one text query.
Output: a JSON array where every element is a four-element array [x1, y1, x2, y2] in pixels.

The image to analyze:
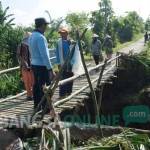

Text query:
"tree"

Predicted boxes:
[[90, 11, 104, 40], [0, 1, 14, 26], [66, 12, 92, 53], [99, 0, 113, 35], [90, 0, 113, 39], [113, 11, 144, 43], [145, 16, 150, 31], [66, 12, 89, 39], [126, 11, 144, 33], [45, 18, 64, 47], [0, 1, 23, 68], [66, 12, 89, 30]]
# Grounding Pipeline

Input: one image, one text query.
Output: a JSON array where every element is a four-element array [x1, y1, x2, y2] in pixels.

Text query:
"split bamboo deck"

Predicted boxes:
[[0, 55, 120, 128]]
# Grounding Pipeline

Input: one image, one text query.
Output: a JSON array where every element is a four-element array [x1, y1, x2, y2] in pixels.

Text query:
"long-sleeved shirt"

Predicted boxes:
[[91, 40, 102, 56], [29, 31, 52, 70], [56, 38, 71, 65], [17, 43, 31, 70]]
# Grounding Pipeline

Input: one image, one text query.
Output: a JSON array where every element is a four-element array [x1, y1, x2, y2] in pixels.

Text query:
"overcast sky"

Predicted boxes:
[[1, 0, 150, 26]]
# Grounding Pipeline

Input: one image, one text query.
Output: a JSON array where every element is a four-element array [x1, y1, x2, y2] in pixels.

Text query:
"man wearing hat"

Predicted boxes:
[[91, 34, 103, 65], [17, 32, 34, 101], [56, 27, 74, 99], [103, 34, 113, 59], [29, 18, 55, 111]]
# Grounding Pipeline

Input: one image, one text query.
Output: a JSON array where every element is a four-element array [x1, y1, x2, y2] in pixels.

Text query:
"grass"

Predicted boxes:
[[74, 130, 150, 150], [0, 70, 23, 98], [84, 53, 93, 61]]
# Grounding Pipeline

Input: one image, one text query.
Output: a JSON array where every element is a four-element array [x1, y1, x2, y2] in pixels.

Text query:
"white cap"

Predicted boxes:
[[93, 34, 99, 38]]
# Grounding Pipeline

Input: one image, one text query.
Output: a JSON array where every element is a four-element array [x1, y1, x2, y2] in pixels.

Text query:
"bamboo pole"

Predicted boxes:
[[96, 59, 108, 88], [76, 30, 99, 125], [0, 57, 56, 75]]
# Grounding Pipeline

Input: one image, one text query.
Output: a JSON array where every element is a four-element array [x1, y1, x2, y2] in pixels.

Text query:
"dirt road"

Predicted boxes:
[[119, 38, 145, 54]]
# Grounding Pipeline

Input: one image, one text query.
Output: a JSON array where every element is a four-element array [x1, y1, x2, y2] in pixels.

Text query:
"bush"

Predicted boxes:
[[0, 71, 23, 98]]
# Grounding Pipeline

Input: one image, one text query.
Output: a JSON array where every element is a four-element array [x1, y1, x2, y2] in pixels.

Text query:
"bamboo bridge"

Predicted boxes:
[[0, 53, 121, 129]]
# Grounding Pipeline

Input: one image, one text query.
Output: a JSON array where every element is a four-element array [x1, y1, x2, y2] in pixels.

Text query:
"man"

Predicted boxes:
[[17, 32, 34, 100], [29, 18, 55, 111], [144, 32, 148, 44], [56, 27, 74, 99], [103, 34, 113, 60], [91, 34, 103, 65]]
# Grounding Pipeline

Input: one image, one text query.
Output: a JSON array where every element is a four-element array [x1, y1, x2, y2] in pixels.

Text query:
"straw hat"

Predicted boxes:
[[105, 34, 111, 38], [58, 27, 69, 33], [92, 34, 99, 38]]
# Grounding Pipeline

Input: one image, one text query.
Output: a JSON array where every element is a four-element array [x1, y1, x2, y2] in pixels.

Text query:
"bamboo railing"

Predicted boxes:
[[0, 56, 56, 75], [0, 54, 121, 103]]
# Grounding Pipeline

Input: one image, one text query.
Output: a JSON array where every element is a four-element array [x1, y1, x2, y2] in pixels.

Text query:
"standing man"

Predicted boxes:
[[144, 32, 148, 44], [29, 18, 55, 111], [103, 34, 113, 60], [17, 32, 34, 100], [56, 27, 74, 99], [91, 34, 103, 65]]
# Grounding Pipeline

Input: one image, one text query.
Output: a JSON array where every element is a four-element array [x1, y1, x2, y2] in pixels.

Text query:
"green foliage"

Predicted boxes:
[[145, 16, 150, 31], [90, 11, 104, 40], [45, 18, 63, 48], [90, 0, 113, 39], [66, 12, 92, 52], [66, 12, 89, 32], [0, 2, 24, 69], [113, 11, 144, 43], [77, 130, 150, 150], [91, 0, 143, 45], [0, 71, 23, 98], [0, 1, 14, 26], [135, 41, 150, 68], [83, 30, 93, 54], [0, 26, 24, 69]]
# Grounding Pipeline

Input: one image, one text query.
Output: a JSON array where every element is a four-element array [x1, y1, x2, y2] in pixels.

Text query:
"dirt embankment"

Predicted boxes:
[[97, 55, 150, 130], [60, 55, 150, 130]]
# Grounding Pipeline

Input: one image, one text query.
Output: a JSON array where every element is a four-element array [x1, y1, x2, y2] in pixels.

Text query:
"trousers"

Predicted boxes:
[[21, 69, 34, 97], [32, 65, 51, 110], [59, 70, 73, 97]]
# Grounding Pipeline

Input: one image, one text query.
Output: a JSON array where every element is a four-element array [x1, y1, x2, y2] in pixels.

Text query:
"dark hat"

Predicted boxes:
[[35, 18, 50, 27]]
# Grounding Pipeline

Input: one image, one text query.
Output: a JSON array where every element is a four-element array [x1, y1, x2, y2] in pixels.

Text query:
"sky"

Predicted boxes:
[[1, 0, 150, 26]]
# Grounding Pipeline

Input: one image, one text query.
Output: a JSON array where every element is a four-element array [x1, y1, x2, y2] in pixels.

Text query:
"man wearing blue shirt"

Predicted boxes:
[[29, 18, 55, 111], [56, 28, 74, 98]]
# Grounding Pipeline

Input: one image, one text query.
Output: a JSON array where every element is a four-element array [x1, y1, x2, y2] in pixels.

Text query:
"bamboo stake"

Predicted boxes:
[[96, 59, 108, 88], [76, 30, 100, 125]]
